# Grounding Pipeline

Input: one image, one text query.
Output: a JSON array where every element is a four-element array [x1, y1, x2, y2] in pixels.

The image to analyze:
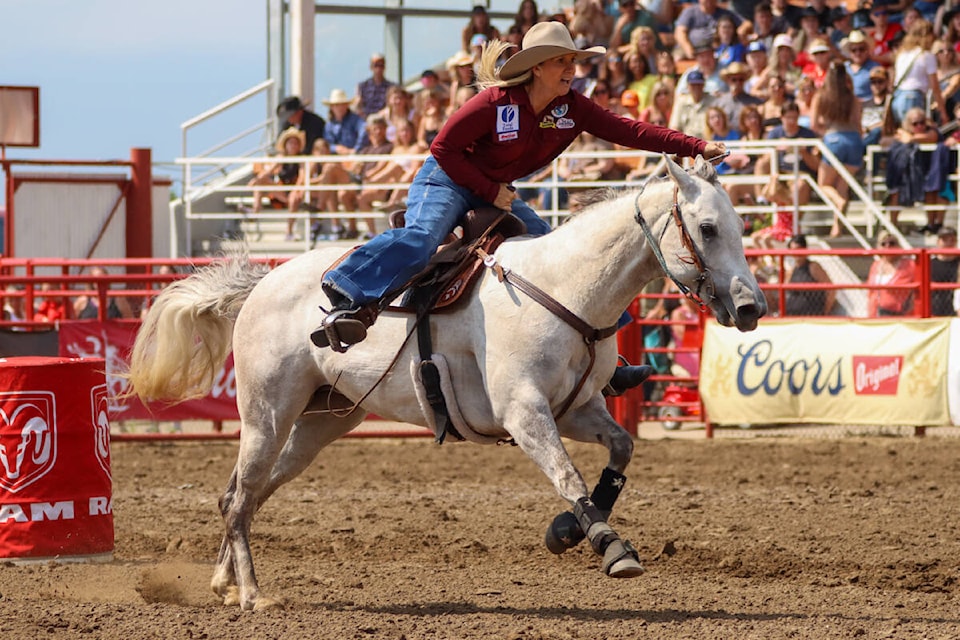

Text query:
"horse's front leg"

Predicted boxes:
[[501, 396, 643, 578], [545, 396, 635, 558]]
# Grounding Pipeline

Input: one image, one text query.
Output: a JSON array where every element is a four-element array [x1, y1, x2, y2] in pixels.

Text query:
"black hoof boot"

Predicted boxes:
[[545, 511, 586, 554], [603, 364, 654, 397]]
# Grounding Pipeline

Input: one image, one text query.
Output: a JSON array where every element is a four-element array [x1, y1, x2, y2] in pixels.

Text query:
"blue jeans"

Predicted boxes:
[[891, 89, 925, 127], [823, 131, 865, 169], [323, 155, 552, 306]]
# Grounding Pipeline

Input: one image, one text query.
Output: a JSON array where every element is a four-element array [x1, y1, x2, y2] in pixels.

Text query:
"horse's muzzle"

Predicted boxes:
[[729, 275, 766, 331]]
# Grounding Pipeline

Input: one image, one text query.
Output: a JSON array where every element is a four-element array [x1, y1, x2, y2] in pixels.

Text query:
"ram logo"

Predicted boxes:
[[0, 392, 57, 493], [90, 384, 112, 480]]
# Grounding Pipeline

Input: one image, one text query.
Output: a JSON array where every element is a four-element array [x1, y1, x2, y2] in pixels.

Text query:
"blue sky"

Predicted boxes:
[[2, 0, 528, 187]]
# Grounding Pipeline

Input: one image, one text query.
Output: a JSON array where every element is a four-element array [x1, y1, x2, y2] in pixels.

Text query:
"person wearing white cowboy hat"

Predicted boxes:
[[321, 88, 365, 155], [313, 19, 726, 398]]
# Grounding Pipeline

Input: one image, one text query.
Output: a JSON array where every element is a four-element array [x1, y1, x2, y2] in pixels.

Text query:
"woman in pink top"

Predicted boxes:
[[315, 22, 725, 356]]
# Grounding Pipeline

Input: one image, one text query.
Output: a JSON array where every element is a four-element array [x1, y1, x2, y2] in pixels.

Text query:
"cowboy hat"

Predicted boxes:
[[497, 21, 606, 81], [720, 62, 750, 79], [321, 88, 353, 106], [446, 50, 475, 70], [275, 127, 306, 153]]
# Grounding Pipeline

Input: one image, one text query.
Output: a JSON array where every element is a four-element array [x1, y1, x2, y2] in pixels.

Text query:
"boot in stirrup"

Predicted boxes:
[[603, 363, 654, 397], [310, 307, 368, 352]]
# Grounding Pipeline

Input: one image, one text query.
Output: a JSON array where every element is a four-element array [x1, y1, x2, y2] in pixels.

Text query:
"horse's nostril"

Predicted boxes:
[[736, 303, 760, 319]]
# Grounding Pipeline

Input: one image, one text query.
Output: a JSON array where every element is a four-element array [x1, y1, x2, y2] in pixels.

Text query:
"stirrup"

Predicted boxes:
[[310, 308, 368, 353]]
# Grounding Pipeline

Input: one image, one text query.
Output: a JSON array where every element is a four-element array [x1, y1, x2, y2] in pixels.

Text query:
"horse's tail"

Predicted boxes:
[[127, 256, 271, 402]]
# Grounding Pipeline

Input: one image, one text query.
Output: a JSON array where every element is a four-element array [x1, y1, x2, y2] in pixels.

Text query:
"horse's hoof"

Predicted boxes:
[[545, 511, 585, 555], [603, 539, 644, 578], [221, 585, 241, 607], [253, 596, 285, 611]]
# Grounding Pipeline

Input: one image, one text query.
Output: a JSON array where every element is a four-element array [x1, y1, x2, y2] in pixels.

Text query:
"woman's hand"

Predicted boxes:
[[703, 142, 727, 161], [493, 183, 517, 211]]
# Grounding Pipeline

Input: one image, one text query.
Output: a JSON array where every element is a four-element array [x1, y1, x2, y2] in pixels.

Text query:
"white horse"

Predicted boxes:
[[128, 155, 765, 611]]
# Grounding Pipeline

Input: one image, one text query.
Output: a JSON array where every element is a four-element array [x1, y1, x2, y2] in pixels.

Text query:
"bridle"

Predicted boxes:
[[634, 182, 713, 310]]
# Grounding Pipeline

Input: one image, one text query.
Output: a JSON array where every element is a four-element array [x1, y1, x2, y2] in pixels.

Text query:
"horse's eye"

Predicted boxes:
[[700, 222, 717, 239]]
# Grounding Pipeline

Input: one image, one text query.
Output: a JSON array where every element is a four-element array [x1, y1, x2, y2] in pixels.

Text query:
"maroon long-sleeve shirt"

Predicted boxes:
[[430, 84, 707, 204]]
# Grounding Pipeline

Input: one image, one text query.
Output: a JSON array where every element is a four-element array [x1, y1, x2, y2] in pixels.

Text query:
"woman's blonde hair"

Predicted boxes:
[[476, 40, 531, 90]]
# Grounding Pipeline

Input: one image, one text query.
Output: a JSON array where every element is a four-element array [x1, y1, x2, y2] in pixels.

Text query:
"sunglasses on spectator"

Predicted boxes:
[[870, 78, 886, 85], [849, 47, 866, 54], [910, 119, 927, 127], [880, 240, 897, 247], [593, 89, 609, 95]]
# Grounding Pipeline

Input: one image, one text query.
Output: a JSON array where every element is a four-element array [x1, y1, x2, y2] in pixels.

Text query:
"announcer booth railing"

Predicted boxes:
[[2, 251, 959, 440]]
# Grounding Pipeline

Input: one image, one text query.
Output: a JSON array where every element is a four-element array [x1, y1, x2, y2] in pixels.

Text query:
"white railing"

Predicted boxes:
[[172, 138, 960, 256]]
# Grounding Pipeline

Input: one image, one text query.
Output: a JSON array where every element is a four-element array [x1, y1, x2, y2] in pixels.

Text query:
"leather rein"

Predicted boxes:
[[478, 183, 712, 421]]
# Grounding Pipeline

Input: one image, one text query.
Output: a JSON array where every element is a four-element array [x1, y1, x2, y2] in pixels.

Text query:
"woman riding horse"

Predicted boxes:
[[313, 22, 727, 394]]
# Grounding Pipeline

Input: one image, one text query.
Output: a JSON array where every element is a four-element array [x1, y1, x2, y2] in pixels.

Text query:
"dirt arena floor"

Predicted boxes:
[[3, 428, 960, 639]]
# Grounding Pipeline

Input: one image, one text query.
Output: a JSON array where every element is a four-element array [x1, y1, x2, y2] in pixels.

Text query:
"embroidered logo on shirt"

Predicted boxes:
[[556, 117, 575, 129], [496, 105, 520, 141], [496, 105, 519, 134], [539, 116, 556, 128], [551, 104, 569, 118]]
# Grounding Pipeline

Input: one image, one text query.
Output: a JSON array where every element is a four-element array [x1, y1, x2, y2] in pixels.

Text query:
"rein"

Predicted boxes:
[[476, 248, 619, 421], [634, 184, 712, 310]]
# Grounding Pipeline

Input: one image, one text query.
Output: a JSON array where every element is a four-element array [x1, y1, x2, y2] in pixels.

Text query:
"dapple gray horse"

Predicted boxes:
[[128, 155, 765, 610]]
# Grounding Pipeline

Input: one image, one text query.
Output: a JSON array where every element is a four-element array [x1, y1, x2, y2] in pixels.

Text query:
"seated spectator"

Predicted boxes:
[[795, 75, 818, 128], [624, 49, 658, 108], [2, 285, 26, 324], [655, 50, 678, 85], [341, 115, 394, 239], [755, 101, 819, 207], [620, 88, 641, 119], [828, 5, 853, 51], [375, 86, 418, 144], [33, 282, 67, 323], [744, 40, 772, 99], [601, 50, 630, 98], [868, 4, 902, 67], [724, 104, 765, 205], [717, 61, 764, 126], [676, 42, 726, 96], [800, 39, 833, 89], [792, 8, 829, 70], [462, 5, 500, 54], [867, 232, 917, 317], [74, 266, 133, 320], [356, 53, 395, 118], [783, 234, 836, 316], [639, 79, 674, 125], [674, 0, 746, 60], [885, 107, 950, 232], [446, 51, 478, 115], [935, 39, 960, 118], [511, 0, 544, 38], [416, 88, 448, 148], [413, 69, 449, 115], [276, 96, 326, 157], [844, 30, 880, 103], [322, 88, 365, 155], [704, 106, 740, 175], [747, 3, 778, 54], [750, 175, 795, 250], [759, 74, 788, 128], [861, 66, 891, 146], [715, 14, 747, 71], [570, 0, 612, 48], [610, 0, 663, 53], [618, 25, 659, 74], [930, 226, 960, 316], [356, 119, 425, 226], [766, 33, 802, 97], [669, 69, 715, 139], [247, 127, 306, 239]]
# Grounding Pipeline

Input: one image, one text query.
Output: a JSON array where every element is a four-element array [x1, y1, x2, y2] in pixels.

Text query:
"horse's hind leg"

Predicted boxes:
[[211, 411, 363, 608], [500, 397, 643, 578]]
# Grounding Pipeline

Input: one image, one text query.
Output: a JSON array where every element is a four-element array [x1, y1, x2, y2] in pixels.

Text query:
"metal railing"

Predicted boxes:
[[172, 138, 960, 257]]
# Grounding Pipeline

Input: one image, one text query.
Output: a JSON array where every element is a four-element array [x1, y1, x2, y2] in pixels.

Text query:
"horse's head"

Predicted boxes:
[[652, 154, 766, 331]]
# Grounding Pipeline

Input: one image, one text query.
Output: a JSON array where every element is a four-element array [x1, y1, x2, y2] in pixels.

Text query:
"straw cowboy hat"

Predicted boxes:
[[275, 127, 306, 153], [321, 88, 353, 106], [497, 21, 606, 81], [446, 50, 475, 70], [720, 61, 750, 79]]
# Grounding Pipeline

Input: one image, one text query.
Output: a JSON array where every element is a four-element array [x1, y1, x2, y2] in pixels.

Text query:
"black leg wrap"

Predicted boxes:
[[590, 467, 627, 516], [573, 497, 619, 556]]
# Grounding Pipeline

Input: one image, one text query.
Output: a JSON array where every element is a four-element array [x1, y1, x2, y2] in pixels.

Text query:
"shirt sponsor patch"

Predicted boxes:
[[498, 131, 518, 141], [556, 117, 575, 129], [551, 104, 569, 118], [539, 116, 556, 128], [496, 105, 520, 134]]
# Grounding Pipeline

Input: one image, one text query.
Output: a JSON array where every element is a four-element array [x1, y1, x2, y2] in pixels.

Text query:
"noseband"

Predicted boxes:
[[634, 183, 712, 309]]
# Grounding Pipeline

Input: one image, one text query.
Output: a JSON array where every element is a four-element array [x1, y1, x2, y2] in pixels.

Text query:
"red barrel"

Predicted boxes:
[[0, 357, 114, 562]]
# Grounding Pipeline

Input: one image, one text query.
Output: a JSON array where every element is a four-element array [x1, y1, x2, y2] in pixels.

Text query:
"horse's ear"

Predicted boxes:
[[663, 154, 695, 191], [692, 154, 719, 184]]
